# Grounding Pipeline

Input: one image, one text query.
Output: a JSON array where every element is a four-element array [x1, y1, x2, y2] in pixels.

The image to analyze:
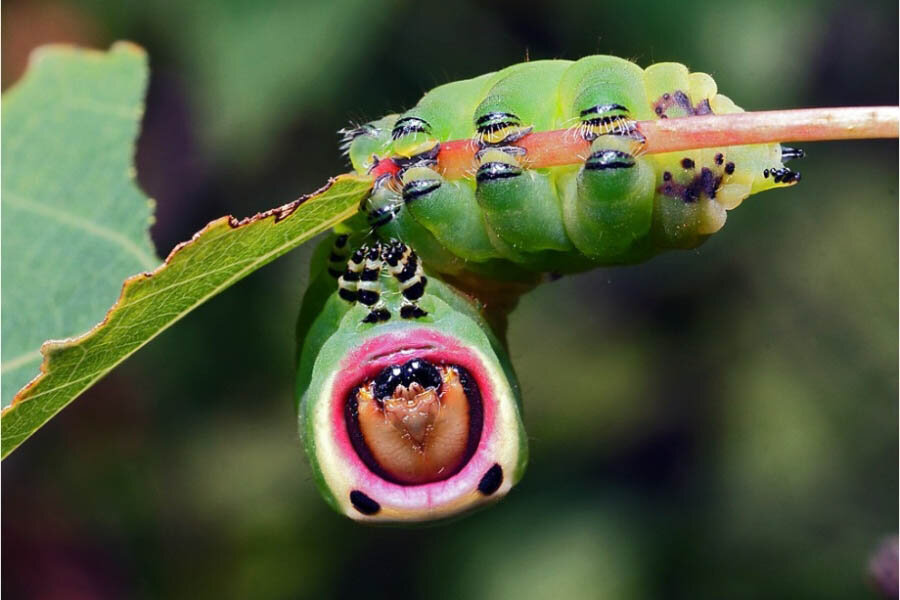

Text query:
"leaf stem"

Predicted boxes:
[[636, 106, 899, 154], [372, 106, 899, 180]]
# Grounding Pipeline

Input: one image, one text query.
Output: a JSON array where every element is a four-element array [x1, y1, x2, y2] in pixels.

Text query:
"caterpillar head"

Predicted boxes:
[[340, 115, 397, 173], [297, 247, 527, 523]]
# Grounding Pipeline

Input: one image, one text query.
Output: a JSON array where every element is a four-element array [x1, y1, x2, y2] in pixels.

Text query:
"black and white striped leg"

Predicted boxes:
[[337, 246, 364, 303], [358, 243, 390, 323], [382, 240, 428, 319]]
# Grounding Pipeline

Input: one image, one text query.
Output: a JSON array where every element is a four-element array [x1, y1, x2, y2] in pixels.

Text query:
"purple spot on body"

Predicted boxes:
[[658, 166, 723, 204], [652, 89, 716, 119]]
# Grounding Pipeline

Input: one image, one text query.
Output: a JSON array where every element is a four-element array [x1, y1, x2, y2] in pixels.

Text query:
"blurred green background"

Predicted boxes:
[[2, 0, 897, 598]]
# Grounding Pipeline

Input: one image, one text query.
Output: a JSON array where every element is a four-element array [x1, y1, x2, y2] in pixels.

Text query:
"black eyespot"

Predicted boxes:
[[681, 158, 695, 169], [372, 358, 442, 400], [478, 464, 503, 495], [724, 161, 736, 175], [350, 490, 381, 515]]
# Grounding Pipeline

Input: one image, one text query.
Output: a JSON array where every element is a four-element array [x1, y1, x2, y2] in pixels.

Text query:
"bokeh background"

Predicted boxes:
[[2, 0, 897, 598]]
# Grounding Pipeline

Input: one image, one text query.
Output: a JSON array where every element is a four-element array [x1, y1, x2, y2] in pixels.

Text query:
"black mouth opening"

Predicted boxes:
[[345, 358, 484, 486]]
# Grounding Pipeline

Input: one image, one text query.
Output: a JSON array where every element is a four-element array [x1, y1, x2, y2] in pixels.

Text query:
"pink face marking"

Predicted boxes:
[[328, 328, 501, 510]]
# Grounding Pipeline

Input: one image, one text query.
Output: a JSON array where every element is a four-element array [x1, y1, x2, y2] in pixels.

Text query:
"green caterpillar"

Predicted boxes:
[[297, 55, 804, 523], [344, 55, 800, 284]]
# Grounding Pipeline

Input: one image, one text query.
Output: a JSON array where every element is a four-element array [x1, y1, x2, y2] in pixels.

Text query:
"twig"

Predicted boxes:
[[373, 106, 899, 180]]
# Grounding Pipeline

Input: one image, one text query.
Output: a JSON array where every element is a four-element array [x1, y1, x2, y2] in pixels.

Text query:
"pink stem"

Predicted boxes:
[[371, 106, 899, 180], [636, 106, 899, 154]]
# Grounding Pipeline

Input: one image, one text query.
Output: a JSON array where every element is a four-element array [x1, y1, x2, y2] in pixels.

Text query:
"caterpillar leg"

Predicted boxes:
[[337, 243, 390, 323], [358, 243, 390, 323], [560, 135, 656, 260], [474, 147, 575, 263], [337, 245, 364, 302], [382, 240, 428, 319], [399, 166, 497, 262]]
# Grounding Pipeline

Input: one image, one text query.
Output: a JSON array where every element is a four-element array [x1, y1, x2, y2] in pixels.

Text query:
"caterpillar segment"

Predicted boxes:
[[345, 56, 802, 281]]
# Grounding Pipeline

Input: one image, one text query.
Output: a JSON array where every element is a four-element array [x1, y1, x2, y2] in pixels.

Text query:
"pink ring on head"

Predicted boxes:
[[328, 329, 501, 511]]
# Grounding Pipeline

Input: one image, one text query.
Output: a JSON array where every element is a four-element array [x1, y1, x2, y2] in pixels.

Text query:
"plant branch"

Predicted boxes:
[[369, 106, 899, 180]]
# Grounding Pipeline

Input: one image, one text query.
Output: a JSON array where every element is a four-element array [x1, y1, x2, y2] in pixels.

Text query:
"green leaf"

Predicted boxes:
[[2, 172, 371, 458], [1, 43, 373, 458], [1, 43, 157, 409]]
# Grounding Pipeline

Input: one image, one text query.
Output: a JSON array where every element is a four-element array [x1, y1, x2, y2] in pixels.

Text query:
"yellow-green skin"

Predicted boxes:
[[347, 56, 796, 281]]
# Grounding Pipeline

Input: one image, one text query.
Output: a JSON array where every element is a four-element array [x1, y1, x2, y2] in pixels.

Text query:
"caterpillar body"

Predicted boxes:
[[343, 55, 801, 283], [298, 55, 808, 523]]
